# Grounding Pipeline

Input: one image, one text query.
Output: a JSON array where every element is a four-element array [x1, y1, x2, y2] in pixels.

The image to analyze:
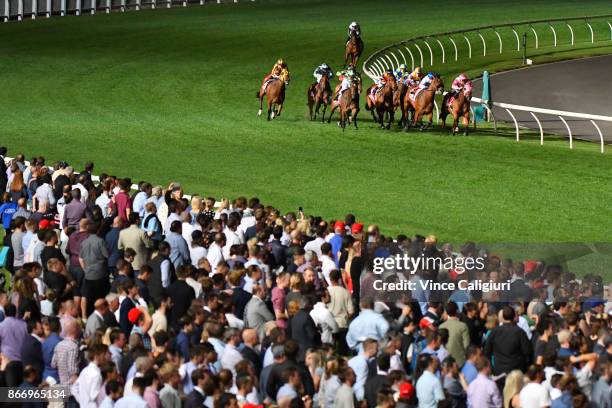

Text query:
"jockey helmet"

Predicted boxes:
[[321, 63, 329, 69], [458, 73, 468, 80], [276, 58, 285, 66], [350, 21, 358, 27], [427, 72, 434, 79], [414, 66, 422, 74], [399, 64, 407, 71]]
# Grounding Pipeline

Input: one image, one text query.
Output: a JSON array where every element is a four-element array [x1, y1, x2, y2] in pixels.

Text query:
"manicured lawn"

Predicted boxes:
[[1, 0, 612, 252]]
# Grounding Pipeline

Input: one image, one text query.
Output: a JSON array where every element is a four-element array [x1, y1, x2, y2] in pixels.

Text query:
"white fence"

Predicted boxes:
[[362, 15, 612, 81], [469, 97, 611, 153], [1, 0, 251, 21]]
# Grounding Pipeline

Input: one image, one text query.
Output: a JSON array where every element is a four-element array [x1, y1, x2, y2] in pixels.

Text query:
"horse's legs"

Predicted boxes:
[[258, 93, 264, 116], [276, 104, 283, 117], [328, 102, 338, 123], [267, 101, 273, 121], [376, 108, 385, 128], [387, 110, 394, 130], [353, 107, 359, 129], [452, 113, 459, 136], [463, 111, 470, 136], [424, 112, 433, 130], [321, 103, 328, 123]]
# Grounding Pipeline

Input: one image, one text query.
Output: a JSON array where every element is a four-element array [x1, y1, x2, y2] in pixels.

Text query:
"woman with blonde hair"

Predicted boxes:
[[190, 195, 204, 223], [305, 348, 325, 393], [503, 370, 524, 408]]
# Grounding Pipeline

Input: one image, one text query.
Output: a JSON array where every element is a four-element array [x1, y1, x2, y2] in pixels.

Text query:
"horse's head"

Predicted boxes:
[[279, 68, 290, 84], [431, 76, 444, 93]]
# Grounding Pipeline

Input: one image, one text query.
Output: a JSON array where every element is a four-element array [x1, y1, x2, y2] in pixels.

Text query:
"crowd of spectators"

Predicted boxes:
[[0, 145, 610, 408]]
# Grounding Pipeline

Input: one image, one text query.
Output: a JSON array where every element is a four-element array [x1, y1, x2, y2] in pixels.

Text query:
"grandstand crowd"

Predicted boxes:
[[0, 145, 610, 408]]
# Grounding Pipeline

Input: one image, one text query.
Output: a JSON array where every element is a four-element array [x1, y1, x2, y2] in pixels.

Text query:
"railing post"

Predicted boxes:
[[404, 46, 415, 70], [566, 23, 574, 45], [530, 25, 539, 48], [449, 37, 458, 61], [423, 40, 434, 66], [389, 51, 400, 68], [558, 116, 572, 149], [75, 0, 81, 15], [512, 27, 520, 51], [530, 112, 544, 145], [46, 0, 50, 17], [61, 0, 66, 16], [608, 22, 612, 40], [397, 49, 407, 66], [435, 38, 445, 63], [106, 0, 110, 12], [31, 0, 36, 19], [18, 0, 23, 20], [590, 120, 605, 153], [586, 21, 594, 43], [463, 35, 472, 58], [414, 43, 424, 67], [477, 32, 486, 56], [549, 24, 557, 47], [494, 30, 502, 53], [505, 109, 520, 141]]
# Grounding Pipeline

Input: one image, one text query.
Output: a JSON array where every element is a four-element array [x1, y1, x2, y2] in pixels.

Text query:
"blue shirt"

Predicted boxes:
[[461, 361, 478, 385], [105, 227, 122, 271], [416, 370, 445, 408], [132, 192, 148, 218], [348, 354, 369, 401], [346, 309, 389, 351], [176, 330, 191, 362], [328, 234, 343, 265], [42, 333, 62, 382], [165, 232, 190, 269], [0, 202, 18, 229]]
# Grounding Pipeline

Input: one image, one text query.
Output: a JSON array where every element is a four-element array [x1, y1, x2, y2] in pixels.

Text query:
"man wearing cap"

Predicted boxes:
[[328, 221, 345, 266]]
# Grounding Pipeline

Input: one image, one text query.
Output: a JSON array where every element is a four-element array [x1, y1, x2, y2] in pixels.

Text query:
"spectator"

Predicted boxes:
[[484, 306, 532, 377], [118, 212, 153, 275], [440, 301, 471, 367], [51, 319, 81, 386], [467, 356, 502, 408], [346, 297, 389, 352], [80, 221, 111, 315], [519, 365, 551, 408]]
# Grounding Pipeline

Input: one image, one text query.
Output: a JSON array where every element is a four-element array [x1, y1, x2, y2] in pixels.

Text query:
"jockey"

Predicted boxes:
[[313, 63, 333, 83], [394, 64, 409, 81], [451, 73, 472, 94], [407, 66, 424, 86], [336, 67, 355, 100], [418, 72, 435, 91], [347, 21, 361, 41], [270, 58, 288, 78]]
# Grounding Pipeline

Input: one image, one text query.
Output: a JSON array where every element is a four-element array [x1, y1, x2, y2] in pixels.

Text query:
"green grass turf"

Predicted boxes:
[[1, 0, 612, 263]]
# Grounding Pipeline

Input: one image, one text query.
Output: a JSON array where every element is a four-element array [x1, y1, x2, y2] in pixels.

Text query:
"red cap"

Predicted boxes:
[[419, 316, 435, 330], [128, 307, 142, 324], [524, 260, 538, 274], [334, 221, 345, 231], [351, 222, 363, 234], [399, 381, 415, 399], [38, 219, 51, 230], [243, 404, 264, 408]]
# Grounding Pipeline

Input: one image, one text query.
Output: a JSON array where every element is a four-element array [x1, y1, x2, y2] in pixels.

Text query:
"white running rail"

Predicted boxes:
[[470, 96, 611, 153]]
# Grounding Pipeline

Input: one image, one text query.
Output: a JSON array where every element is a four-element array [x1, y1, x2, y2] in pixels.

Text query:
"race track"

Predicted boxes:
[[472, 55, 612, 144]]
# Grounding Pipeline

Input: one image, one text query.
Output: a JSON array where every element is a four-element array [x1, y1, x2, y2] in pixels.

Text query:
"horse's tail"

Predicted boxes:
[[255, 90, 261, 98]]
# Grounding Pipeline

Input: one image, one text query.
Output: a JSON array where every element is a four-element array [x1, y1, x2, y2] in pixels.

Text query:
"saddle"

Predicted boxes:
[[409, 87, 424, 102]]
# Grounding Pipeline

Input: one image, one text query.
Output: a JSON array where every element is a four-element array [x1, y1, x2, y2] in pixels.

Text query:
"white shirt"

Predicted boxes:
[[321, 255, 337, 286], [220, 343, 243, 374], [185, 277, 202, 299], [164, 212, 181, 234], [304, 237, 325, 258], [96, 193, 112, 218], [207, 243, 224, 271], [182, 222, 201, 247], [72, 362, 102, 408], [310, 302, 339, 344], [223, 228, 244, 259], [72, 183, 88, 203], [114, 394, 148, 408], [519, 382, 551, 408], [190, 246, 208, 267]]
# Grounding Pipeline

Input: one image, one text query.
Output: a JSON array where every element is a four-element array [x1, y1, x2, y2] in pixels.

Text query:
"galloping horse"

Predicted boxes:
[[307, 74, 332, 121], [257, 69, 290, 121], [394, 79, 409, 128], [441, 88, 472, 136], [365, 73, 397, 129], [344, 31, 363, 68], [403, 75, 444, 131], [328, 78, 361, 130]]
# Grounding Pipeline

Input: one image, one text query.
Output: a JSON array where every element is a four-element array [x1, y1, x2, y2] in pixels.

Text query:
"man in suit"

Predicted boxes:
[[166, 265, 195, 330], [119, 280, 140, 336], [484, 306, 533, 378], [84, 298, 108, 339], [228, 270, 252, 320], [288, 297, 321, 362], [184, 368, 207, 408], [243, 285, 275, 341], [118, 212, 153, 276], [241, 328, 262, 377], [20, 318, 45, 385], [364, 353, 392, 408]]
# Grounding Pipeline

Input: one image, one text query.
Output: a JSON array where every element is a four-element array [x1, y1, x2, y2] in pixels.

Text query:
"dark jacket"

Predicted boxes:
[[166, 280, 195, 330], [148, 254, 176, 308], [365, 374, 390, 408], [484, 322, 533, 375], [288, 309, 321, 362], [20, 335, 43, 384], [184, 389, 206, 408], [242, 345, 262, 377], [266, 359, 314, 399], [231, 287, 252, 321]]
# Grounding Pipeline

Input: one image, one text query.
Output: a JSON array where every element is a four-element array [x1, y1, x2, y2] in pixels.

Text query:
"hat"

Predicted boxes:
[[399, 381, 415, 399], [351, 222, 363, 234], [38, 219, 51, 230], [524, 260, 538, 275], [334, 221, 345, 231], [585, 299, 606, 310], [243, 404, 264, 408], [419, 316, 435, 330], [127, 307, 142, 324]]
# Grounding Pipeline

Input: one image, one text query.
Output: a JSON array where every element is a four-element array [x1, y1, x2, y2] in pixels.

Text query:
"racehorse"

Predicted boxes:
[[440, 88, 472, 136], [307, 74, 332, 122], [328, 79, 361, 130], [394, 79, 409, 127], [403, 75, 444, 131], [364, 73, 397, 129], [257, 69, 290, 121], [344, 31, 363, 68]]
